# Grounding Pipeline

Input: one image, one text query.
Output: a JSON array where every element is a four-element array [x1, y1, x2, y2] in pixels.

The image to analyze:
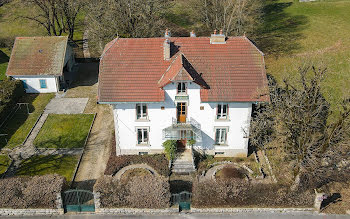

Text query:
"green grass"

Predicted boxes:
[[34, 114, 94, 149], [16, 154, 79, 181], [0, 93, 55, 149], [0, 48, 10, 80], [0, 155, 11, 175], [258, 0, 350, 111]]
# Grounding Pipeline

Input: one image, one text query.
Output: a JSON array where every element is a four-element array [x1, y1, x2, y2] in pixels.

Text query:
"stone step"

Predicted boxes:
[[173, 163, 195, 168], [172, 168, 196, 173]]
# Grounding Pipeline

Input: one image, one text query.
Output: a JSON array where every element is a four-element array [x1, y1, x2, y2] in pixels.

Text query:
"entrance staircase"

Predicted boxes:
[[172, 149, 196, 174]]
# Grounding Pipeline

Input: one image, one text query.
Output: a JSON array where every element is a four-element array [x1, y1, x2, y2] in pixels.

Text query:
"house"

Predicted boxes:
[[6, 36, 76, 93], [98, 31, 269, 158]]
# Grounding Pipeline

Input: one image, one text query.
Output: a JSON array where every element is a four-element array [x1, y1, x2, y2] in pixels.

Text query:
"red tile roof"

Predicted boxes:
[[98, 36, 269, 103], [6, 36, 68, 76]]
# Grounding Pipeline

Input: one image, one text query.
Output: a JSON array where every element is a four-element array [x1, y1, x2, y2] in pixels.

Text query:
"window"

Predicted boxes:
[[217, 104, 228, 119], [215, 152, 225, 155], [22, 80, 28, 89], [177, 82, 186, 94], [39, 79, 47, 89], [215, 128, 228, 145], [139, 152, 148, 155], [136, 103, 147, 119], [137, 128, 149, 145]]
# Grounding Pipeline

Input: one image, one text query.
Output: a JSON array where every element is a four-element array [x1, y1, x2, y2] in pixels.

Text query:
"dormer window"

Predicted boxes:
[[177, 82, 187, 94]]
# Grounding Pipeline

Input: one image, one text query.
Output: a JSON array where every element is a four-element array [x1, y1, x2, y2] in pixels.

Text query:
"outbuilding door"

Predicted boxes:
[[177, 102, 187, 123]]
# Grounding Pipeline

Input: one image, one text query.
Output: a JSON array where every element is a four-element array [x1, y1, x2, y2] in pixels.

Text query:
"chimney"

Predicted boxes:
[[190, 30, 196, 37], [210, 29, 226, 44], [163, 39, 170, 60], [164, 28, 171, 38]]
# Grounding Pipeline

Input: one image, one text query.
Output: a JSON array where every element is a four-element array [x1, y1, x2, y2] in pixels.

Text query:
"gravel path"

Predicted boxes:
[[73, 104, 113, 190]]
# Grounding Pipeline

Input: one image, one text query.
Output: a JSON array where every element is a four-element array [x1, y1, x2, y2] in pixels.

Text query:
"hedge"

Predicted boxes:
[[105, 141, 170, 176], [192, 179, 315, 208], [0, 174, 66, 209], [0, 79, 24, 123], [94, 175, 171, 209]]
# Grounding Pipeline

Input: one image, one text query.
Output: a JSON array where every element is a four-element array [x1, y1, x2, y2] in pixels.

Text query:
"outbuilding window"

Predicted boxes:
[[137, 128, 149, 145], [39, 79, 47, 89], [215, 127, 228, 145], [22, 80, 28, 89], [217, 104, 228, 119], [136, 103, 147, 120]]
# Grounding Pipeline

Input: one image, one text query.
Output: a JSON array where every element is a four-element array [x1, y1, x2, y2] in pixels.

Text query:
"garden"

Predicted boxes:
[[33, 114, 94, 149], [0, 154, 10, 175]]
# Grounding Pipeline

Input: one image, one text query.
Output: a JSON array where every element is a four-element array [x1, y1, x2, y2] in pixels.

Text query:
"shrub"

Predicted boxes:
[[162, 140, 177, 160], [188, 139, 196, 146], [192, 179, 314, 208], [126, 175, 171, 208], [104, 154, 170, 176], [0, 79, 25, 122], [94, 175, 171, 208], [0, 174, 66, 209]]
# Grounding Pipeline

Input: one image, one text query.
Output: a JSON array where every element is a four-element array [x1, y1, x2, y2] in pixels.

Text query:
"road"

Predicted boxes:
[[3, 213, 349, 219]]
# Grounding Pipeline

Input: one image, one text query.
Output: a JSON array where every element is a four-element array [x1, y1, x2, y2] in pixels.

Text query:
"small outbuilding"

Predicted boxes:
[[6, 36, 76, 93]]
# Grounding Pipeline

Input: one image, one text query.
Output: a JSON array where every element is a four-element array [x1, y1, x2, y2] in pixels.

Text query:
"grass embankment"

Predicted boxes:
[[0, 155, 11, 175], [34, 114, 94, 149], [16, 155, 79, 181], [0, 93, 54, 149]]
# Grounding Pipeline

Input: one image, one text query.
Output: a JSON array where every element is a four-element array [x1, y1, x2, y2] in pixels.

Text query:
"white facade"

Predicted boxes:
[[112, 82, 253, 157], [12, 75, 58, 93]]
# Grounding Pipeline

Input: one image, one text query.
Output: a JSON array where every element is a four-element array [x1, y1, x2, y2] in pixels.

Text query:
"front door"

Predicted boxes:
[[177, 130, 187, 151], [177, 102, 186, 123]]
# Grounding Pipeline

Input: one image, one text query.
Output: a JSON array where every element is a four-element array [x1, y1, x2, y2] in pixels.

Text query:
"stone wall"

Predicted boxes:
[[190, 207, 315, 213], [0, 193, 64, 216]]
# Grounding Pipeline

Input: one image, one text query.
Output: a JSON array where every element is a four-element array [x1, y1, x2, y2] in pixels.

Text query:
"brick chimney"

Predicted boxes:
[[210, 29, 226, 44], [164, 39, 170, 60], [190, 30, 196, 37], [164, 28, 171, 38]]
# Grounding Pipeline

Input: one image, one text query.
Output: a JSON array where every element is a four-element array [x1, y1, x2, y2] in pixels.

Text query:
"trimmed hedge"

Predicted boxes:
[[105, 153, 170, 176], [94, 175, 171, 209], [0, 174, 66, 209], [0, 79, 24, 122], [192, 179, 314, 208]]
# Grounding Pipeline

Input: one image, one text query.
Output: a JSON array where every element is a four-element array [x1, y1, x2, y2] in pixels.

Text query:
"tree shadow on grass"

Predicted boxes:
[[255, 1, 308, 57], [0, 50, 9, 64], [0, 94, 39, 149]]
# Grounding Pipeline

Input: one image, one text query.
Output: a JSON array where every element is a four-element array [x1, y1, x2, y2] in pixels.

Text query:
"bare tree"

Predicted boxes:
[[20, 0, 82, 39], [249, 65, 350, 190], [189, 0, 263, 36], [86, 0, 169, 53]]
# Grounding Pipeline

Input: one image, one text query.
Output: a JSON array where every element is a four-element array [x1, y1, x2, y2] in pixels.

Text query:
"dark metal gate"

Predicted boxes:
[[171, 191, 192, 211], [63, 189, 95, 212]]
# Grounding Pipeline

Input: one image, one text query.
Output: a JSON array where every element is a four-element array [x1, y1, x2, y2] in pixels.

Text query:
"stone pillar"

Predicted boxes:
[[314, 191, 327, 212], [93, 192, 101, 213], [56, 193, 64, 215]]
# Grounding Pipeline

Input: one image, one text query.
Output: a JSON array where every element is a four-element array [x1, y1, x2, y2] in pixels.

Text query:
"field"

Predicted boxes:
[[16, 154, 79, 181], [0, 93, 55, 149], [34, 114, 94, 149]]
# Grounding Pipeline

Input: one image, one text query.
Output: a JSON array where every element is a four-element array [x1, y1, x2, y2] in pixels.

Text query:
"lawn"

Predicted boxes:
[[258, 0, 350, 111], [16, 154, 79, 181], [34, 114, 94, 149], [0, 48, 10, 80], [0, 93, 55, 149], [0, 155, 11, 175]]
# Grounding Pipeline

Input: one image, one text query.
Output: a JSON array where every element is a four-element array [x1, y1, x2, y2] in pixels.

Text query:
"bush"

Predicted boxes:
[[162, 140, 177, 160], [104, 154, 170, 176], [0, 174, 66, 209], [192, 179, 315, 208], [0, 79, 25, 122], [94, 175, 171, 208]]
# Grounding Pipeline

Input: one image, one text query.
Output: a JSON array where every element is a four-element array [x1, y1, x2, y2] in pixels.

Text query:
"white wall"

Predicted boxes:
[[113, 82, 252, 157], [12, 75, 58, 93]]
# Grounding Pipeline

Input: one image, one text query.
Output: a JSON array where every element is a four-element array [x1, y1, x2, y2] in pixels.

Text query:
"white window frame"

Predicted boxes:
[[214, 127, 228, 145], [136, 127, 150, 146], [136, 103, 148, 120], [216, 104, 228, 120], [177, 82, 187, 94]]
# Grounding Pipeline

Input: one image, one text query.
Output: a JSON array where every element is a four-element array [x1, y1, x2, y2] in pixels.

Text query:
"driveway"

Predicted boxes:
[[45, 98, 89, 114]]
